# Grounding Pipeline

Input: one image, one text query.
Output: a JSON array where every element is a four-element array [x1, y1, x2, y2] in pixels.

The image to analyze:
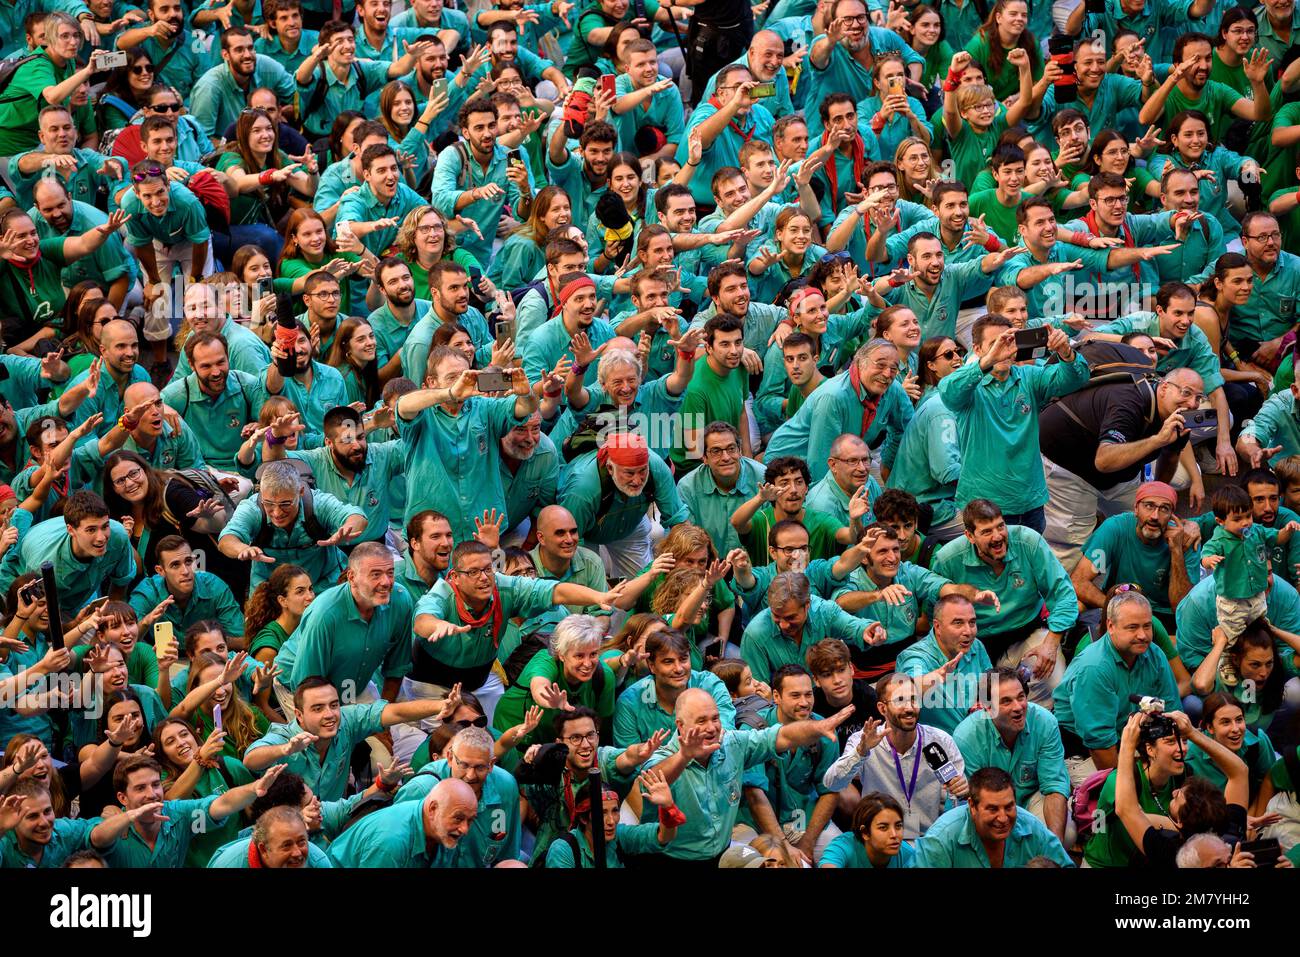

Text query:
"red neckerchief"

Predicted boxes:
[[708, 95, 753, 143], [821, 129, 866, 214], [247, 841, 264, 867], [848, 363, 881, 437], [449, 577, 504, 647], [1081, 208, 1139, 282], [5, 253, 41, 294]]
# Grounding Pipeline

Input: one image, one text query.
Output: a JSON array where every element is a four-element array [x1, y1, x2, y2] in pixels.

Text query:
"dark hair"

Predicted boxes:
[[644, 627, 692, 663], [852, 792, 905, 837], [1081, 129, 1134, 177], [1210, 483, 1251, 520], [968, 766, 1015, 804], [962, 498, 1003, 531], [703, 313, 744, 346], [874, 488, 920, 526], [1176, 776, 1228, 837], [554, 705, 600, 738], [771, 663, 811, 695], [988, 143, 1026, 171], [63, 490, 109, 529], [806, 638, 853, 677], [764, 456, 810, 486], [918, 336, 959, 389]]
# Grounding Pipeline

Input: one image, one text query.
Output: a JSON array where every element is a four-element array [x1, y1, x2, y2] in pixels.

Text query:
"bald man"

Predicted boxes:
[[119, 381, 206, 471], [327, 777, 479, 867], [696, 31, 792, 119], [67, 319, 152, 436], [530, 504, 609, 613], [499, 410, 560, 543], [638, 687, 853, 867]]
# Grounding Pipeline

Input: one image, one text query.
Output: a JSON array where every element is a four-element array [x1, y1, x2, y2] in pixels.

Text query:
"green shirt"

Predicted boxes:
[[671, 359, 748, 469], [821, 832, 917, 868], [0, 817, 98, 868], [0, 237, 71, 332], [223, 490, 364, 593], [560, 448, 690, 547], [278, 581, 414, 693], [1054, 635, 1181, 752], [543, 822, 665, 867], [492, 648, 617, 750], [160, 371, 264, 471], [1184, 728, 1276, 793], [1174, 573, 1300, 672], [740, 595, 870, 684], [1202, 523, 1278, 599], [834, 562, 951, 646], [1242, 387, 1300, 465], [391, 761, 522, 867], [412, 573, 558, 687], [326, 796, 462, 867], [529, 543, 606, 614], [897, 632, 994, 733], [247, 700, 387, 802], [939, 351, 1091, 512], [952, 703, 1071, 804], [1081, 512, 1201, 614], [103, 796, 224, 869], [613, 670, 736, 748], [188, 55, 297, 139], [887, 389, 961, 526], [397, 394, 529, 542], [969, 189, 1027, 249], [642, 724, 780, 860], [1086, 761, 1179, 868], [0, 53, 74, 155], [931, 524, 1078, 637], [122, 181, 211, 250], [916, 802, 1073, 867], [128, 572, 243, 639], [287, 441, 404, 545], [740, 704, 839, 828], [1, 516, 135, 618], [677, 457, 767, 557]]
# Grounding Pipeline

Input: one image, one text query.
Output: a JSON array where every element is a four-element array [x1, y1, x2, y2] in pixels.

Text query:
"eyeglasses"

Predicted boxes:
[[1097, 194, 1129, 206], [839, 13, 868, 22], [132, 165, 165, 182], [448, 751, 491, 775], [562, 731, 599, 745], [454, 566, 494, 580], [149, 102, 181, 113], [831, 455, 872, 467], [308, 289, 342, 300], [1166, 383, 1205, 403], [771, 544, 809, 555], [111, 466, 145, 487], [705, 443, 740, 458], [1244, 231, 1281, 243]]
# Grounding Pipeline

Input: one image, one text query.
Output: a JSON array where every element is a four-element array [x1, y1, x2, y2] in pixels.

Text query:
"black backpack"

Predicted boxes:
[[303, 61, 375, 123], [509, 277, 549, 310], [0, 53, 42, 104], [251, 485, 329, 547], [1045, 339, 1161, 427]]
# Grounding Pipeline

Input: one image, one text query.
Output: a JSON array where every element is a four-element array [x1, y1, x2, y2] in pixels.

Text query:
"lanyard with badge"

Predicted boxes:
[[889, 726, 923, 806]]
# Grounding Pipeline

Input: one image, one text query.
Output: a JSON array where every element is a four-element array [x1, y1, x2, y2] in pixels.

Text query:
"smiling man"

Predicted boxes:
[[614, 628, 735, 747], [327, 776, 479, 867], [914, 767, 1073, 868]]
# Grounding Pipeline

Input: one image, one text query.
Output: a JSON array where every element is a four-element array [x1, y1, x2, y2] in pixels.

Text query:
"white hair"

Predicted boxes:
[[551, 614, 604, 660], [596, 348, 641, 386], [259, 461, 304, 498], [1175, 833, 1227, 868]]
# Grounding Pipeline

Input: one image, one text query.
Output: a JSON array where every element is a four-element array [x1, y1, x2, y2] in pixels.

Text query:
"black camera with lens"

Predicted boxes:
[[512, 742, 570, 785], [1138, 711, 1178, 746]]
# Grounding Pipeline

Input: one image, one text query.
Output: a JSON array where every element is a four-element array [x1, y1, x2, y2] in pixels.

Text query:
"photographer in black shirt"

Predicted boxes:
[[1040, 363, 1203, 569]]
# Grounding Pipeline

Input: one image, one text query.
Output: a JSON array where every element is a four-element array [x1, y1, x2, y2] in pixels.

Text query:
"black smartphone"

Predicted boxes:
[[20, 579, 45, 604], [1013, 326, 1049, 361], [477, 369, 508, 392], [1185, 408, 1219, 440], [495, 318, 515, 347], [1240, 838, 1282, 868], [507, 148, 524, 169]]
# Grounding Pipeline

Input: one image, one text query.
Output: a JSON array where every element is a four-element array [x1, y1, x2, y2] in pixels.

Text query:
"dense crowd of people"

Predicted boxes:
[[0, 0, 1299, 872]]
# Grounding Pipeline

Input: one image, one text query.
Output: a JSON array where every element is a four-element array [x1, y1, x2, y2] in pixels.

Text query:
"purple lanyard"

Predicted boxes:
[[888, 727, 923, 806]]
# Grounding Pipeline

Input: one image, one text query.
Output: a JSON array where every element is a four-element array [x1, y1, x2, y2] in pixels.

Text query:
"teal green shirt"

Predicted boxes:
[[544, 821, 666, 867], [914, 803, 1074, 867], [931, 525, 1078, 636], [560, 448, 690, 547], [1054, 635, 1181, 751], [740, 595, 871, 684], [128, 571, 243, 639], [0, 817, 98, 868], [740, 704, 840, 828], [279, 581, 414, 693], [897, 633, 994, 733], [613, 670, 736, 748], [765, 372, 914, 482], [121, 181, 211, 248], [642, 725, 781, 860], [103, 796, 223, 868], [207, 836, 333, 867], [887, 389, 961, 526], [222, 489, 364, 592], [500, 431, 560, 535], [188, 55, 297, 139], [247, 700, 387, 802], [396, 393, 528, 542], [326, 796, 462, 867], [160, 371, 264, 470], [1174, 574, 1300, 672], [676, 457, 767, 556], [391, 762, 522, 866], [1, 516, 135, 618], [1093, 310, 1225, 395], [834, 561, 950, 646], [1202, 523, 1278, 599], [952, 703, 1071, 804], [1242, 388, 1300, 464], [821, 832, 917, 868], [1081, 512, 1201, 615], [939, 351, 1091, 511], [287, 441, 404, 545]]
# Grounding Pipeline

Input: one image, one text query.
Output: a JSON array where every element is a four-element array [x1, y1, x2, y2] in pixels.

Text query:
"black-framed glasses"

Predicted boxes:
[[935, 348, 960, 361], [149, 102, 181, 112], [130, 65, 154, 75]]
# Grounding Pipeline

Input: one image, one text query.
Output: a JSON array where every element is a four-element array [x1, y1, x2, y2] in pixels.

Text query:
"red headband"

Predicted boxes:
[[555, 275, 596, 315], [597, 431, 649, 469], [787, 287, 824, 314], [1135, 481, 1177, 507]]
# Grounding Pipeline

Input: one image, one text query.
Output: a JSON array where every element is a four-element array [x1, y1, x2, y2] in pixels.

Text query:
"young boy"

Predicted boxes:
[[1201, 483, 1300, 682]]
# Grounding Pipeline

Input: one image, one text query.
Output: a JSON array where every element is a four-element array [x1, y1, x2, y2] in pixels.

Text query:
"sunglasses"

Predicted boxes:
[[820, 252, 852, 267], [150, 102, 181, 112], [132, 165, 165, 182], [131, 65, 154, 75]]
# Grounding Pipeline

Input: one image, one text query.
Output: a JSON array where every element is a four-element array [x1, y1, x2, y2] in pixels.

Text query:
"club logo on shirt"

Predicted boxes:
[[228, 413, 241, 430], [1011, 572, 1026, 589], [1016, 397, 1032, 416], [1257, 545, 1268, 563], [367, 491, 380, 508], [1154, 568, 1168, 588], [160, 449, 175, 466]]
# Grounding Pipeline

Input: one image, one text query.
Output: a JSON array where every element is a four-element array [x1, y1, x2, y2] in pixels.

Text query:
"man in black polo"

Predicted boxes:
[[1040, 365, 1203, 570]]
